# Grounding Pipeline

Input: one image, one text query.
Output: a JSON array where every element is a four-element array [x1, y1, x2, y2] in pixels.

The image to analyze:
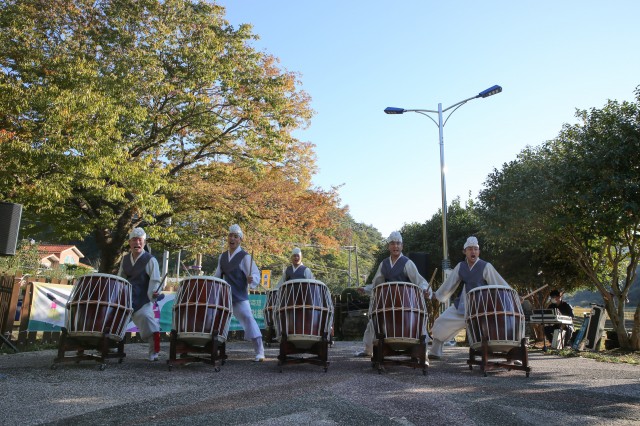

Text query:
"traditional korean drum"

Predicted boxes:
[[274, 279, 333, 349], [263, 288, 278, 329], [465, 285, 525, 352], [65, 273, 133, 341], [172, 276, 232, 345], [369, 282, 428, 350]]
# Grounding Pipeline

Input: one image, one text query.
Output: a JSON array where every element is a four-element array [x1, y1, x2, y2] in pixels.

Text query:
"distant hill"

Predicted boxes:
[[564, 266, 639, 308]]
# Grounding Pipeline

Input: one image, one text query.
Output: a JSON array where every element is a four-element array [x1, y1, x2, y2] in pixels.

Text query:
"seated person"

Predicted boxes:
[[544, 290, 574, 346]]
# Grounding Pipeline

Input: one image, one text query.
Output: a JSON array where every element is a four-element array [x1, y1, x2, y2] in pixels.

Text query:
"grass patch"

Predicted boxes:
[[547, 347, 639, 365]]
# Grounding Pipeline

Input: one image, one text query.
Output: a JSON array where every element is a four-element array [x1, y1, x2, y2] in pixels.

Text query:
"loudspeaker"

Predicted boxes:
[[408, 252, 429, 279], [0, 202, 22, 256], [584, 304, 606, 351]]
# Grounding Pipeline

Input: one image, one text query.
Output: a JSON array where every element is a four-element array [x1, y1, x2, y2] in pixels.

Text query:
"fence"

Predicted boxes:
[[0, 274, 22, 349]]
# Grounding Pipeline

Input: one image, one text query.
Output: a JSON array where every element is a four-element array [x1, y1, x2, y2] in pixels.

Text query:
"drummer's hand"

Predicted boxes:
[[247, 276, 254, 285], [356, 287, 365, 295]]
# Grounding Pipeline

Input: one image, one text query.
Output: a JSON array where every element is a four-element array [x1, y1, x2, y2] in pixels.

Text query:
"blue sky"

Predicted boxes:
[[221, 1, 640, 238]]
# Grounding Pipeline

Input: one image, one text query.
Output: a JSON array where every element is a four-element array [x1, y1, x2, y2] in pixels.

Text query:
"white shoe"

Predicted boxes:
[[444, 340, 457, 347], [254, 354, 265, 362], [513, 360, 523, 366], [354, 350, 371, 358], [148, 353, 159, 362]]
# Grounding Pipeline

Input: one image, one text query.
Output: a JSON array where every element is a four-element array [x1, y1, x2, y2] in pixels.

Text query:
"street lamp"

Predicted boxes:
[[384, 85, 502, 286]]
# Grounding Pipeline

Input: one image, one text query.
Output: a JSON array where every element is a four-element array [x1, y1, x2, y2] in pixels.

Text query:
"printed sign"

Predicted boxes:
[[261, 270, 271, 289]]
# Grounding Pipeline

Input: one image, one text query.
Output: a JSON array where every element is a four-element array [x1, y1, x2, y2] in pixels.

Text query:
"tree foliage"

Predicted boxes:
[[478, 88, 640, 349], [0, 0, 345, 272]]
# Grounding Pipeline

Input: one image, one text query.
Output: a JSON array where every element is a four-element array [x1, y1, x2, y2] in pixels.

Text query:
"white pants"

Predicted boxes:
[[132, 302, 160, 354], [362, 321, 375, 355], [232, 300, 262, 341], [430, 304, 466, 356]]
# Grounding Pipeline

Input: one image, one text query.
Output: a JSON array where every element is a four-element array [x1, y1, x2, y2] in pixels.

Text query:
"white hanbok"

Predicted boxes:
[[430, 258, 510, 356]]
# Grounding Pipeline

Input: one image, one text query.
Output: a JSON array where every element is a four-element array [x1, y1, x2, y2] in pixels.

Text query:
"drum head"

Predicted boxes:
[[75, 273, 129, 284], [179, 275, 228, 285]]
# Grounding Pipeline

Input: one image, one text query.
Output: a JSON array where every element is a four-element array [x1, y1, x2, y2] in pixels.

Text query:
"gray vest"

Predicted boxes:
[[220, 250, 249, 302], [285, 264, 308, 281], [453, 259, 488, 313], [381, 255, 410, 282], [122, 251, 153, 312]]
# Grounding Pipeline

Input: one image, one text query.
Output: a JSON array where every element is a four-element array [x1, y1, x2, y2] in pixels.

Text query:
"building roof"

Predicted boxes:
[[38, 244, 84, 258]]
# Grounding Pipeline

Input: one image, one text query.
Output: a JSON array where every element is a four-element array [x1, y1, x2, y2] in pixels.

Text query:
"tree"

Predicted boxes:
[[478, 88, 640, 349], [0, 0, 344, 272], [262, 215, 382, 297], [478, 148, 587, 310]]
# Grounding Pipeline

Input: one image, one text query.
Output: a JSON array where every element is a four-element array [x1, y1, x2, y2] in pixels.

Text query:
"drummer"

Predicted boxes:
[[355, 231, 432, 358], [118, 227, 162, 362], [275, 247, 315, 289], [213, 224, 266, 362], [429, 236, 511, 360]]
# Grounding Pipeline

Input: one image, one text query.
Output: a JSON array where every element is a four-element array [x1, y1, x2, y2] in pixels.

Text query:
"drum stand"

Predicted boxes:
[[51, 327, 126, 371], [371, 334, 428, 376], [167, 329, 227, 372], [264, 324, 278, 348], [467, 336, 531, 377], [277, 332, 330, 373]]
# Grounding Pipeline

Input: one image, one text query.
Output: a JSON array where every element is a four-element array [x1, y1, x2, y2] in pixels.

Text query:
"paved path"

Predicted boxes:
[[1, 341, 639, 425]]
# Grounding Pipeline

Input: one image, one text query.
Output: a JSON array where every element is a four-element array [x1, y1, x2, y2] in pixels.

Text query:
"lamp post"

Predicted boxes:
[[384, 85, 502, 287]]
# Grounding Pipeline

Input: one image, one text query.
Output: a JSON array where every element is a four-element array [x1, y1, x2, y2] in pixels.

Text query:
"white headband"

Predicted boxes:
[[387, 231, 402, 243], [229, 224, 243, 239], [463, 236, 479, 249], [129, 227, 146, 240]]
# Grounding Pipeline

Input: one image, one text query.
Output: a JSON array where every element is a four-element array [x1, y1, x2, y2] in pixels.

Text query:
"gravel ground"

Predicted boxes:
[[1, 340, 639, 425]]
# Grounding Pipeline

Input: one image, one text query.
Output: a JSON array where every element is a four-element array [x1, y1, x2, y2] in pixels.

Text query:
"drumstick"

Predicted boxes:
[[521, 284, 549, 300], [181, 261, 192, 277], [154, 272, 169, 294], [248, 248, 257, 288], [428, 268, 438, 287]]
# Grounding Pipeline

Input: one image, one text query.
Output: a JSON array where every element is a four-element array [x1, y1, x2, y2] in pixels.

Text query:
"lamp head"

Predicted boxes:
[[384, 107, 405, 114], [478, 85, 502, 98]]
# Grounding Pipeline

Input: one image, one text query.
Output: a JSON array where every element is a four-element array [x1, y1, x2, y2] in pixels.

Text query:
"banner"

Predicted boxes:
[[27, 282, 266, 333]]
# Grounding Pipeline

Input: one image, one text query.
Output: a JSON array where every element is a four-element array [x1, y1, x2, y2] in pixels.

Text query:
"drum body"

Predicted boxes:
[[263, 288, 278, 328], [65, 273, 133, 341], [173, 276, 232, 345], [274, 279, 333, 349], [465, 285, 525, 352], [369, 282, 428, 350]]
